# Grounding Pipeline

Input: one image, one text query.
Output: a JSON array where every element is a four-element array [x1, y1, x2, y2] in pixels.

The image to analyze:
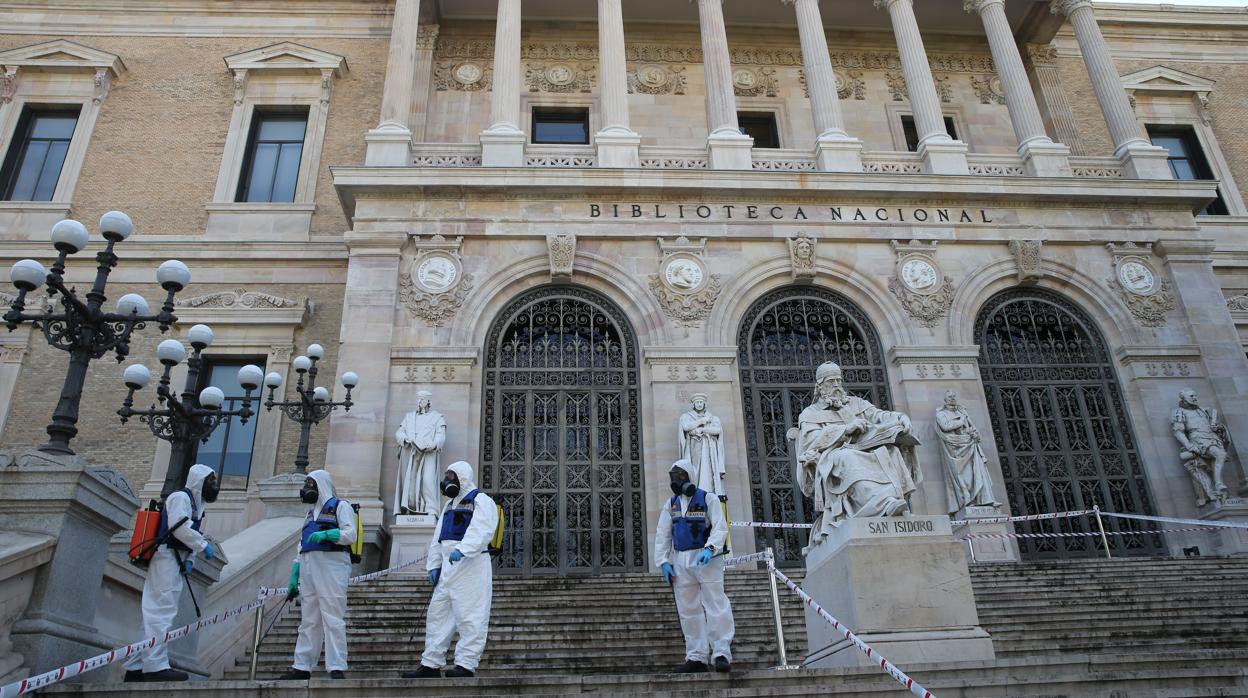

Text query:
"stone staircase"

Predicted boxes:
[[43, 556, 1248, 696]]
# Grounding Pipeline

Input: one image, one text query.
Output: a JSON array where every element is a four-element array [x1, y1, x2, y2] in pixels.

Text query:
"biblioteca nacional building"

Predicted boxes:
[[2, 0, 1248, 692]]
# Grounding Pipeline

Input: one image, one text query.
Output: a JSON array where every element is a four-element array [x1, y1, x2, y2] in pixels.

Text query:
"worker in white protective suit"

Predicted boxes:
[[655, 459, 734, 674], [123, 463, 221, 682], [403, 460, 498, 679], [279, 469, 357, 680]]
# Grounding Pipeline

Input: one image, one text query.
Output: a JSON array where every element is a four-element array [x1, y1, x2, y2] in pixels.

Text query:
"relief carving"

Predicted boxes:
[[526, 62, 596, 93], [628, 64, 687, 95], [399, 271, 475, 327], [434, 61, 492, 92], [972, 75, 1006, 105], [1009, 239, 1043, 283], [175, 288, 300, 309], [788, 233, 817, 281], [1226, 294, 1248, 312], [732, 67, 777, 97], [799, 68, 865, 100], [547, 233, 576, 280]]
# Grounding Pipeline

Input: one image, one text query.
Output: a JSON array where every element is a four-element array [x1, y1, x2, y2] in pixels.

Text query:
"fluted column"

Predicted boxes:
[[1051, 0, 1170, 178], [480, 0, 526, 166], [875, 0, 968, 174], [783, 0, 862, 172], [965, 0, 1071, 176], [365, 0, 422, 165], [595, 0, 641, 167], [693, 0, 752, 169]]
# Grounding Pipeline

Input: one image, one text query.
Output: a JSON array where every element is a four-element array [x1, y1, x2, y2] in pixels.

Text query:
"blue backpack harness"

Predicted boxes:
[[670, 489, 712, 551], [158, 488, 202, 553], [300, 497, 351, 554], [438, 489, 483, 543]]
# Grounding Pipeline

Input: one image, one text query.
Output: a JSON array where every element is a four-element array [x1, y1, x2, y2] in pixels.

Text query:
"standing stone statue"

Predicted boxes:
[[395, 390, 447, 515], [678, 393, 726, 497], [795, 362, 921, 549], [935, 390, 999, 515], [1172, 388, 1231, 506]]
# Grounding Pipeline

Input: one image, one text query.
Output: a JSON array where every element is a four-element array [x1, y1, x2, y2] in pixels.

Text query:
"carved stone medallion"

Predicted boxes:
[[889, 243, 953, 329], [732, 67, 777, 97], [1117, 258, 1157, 296], [1106, 245, 1175, 327], [662, 255, 707, 292], [649, 238, 722, 329], [900, 258, 939, 293], [413, 253, 461, 294], [454, 62, 484, 86], [400, 241, 473, 327]]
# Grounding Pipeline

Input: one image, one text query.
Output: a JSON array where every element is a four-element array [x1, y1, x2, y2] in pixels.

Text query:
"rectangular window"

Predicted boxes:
[[191, 358, 262, 490], [1, 106, 81, 202], [1146, 124, 1228, 216], [738, 111, 780, 149], [531, 107, 590, 145], [236, 108, 308, 203], [901, 115, 958, 152]]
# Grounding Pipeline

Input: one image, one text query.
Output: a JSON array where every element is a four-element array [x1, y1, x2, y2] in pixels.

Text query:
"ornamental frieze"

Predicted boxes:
[[800, 68, 865, 100], [526, 62, 596, 93], [628, 64, 687, 95]]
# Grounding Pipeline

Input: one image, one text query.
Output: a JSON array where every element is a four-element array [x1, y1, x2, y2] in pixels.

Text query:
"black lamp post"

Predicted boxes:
[[4, 212, 191, 455], [263, 343, 357, 474], [117, 324, 263, 496]]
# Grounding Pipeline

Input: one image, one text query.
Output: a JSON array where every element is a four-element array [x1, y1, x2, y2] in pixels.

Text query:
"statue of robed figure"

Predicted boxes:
[[394, 390, 447, 515]]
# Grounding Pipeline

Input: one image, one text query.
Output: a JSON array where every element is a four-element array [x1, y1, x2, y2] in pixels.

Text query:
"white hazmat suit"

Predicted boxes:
[[420, 461, 498, 673], [655, 461, 734, 666], [292, 469, 357, 674], [124, 463, 214, 674]]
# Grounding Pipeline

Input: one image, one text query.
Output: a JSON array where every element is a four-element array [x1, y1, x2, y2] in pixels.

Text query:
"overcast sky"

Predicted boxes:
[[1097, 0, 1246, 6]]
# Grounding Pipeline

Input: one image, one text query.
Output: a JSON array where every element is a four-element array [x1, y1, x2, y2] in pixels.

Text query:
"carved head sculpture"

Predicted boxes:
[[1178, 389, 1200, 409], [794, 236, 813, 261], [416, 390, 433, 412], [815, 362, 849, 408], [690, 393, 708, 412], [943, 390, 959, 409]]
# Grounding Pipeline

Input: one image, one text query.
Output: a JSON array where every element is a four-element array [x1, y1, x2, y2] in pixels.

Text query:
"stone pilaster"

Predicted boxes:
[[876, 0, 968, 174], [595, 0, 640, 167], [966, 0, 1071, 176], [693, 0, 752, 169], [783, 0, 862, 172], [409, 24, 440, 142], [365, 0, 422, 166], [1051, 0, 1170, 179], [481, 0, 526, 166]]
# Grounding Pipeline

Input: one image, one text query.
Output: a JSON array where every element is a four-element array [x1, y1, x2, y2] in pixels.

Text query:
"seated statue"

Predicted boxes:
[[1172, 388, 1231, 507], [795, 362, 921, 551]]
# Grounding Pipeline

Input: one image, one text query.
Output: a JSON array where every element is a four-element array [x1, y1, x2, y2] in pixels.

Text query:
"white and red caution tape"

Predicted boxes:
[[951, 509, 1092, 527], [731, 521, 813, 529], [962, 526, 1224, 541], [1, 555, 427, 698], [723, 551, 773, 567], [1099, 510, 1248, 530], [767, 563, 934, 698]]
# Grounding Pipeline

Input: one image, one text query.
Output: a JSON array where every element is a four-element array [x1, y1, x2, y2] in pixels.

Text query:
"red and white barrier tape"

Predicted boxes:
[[767, 563, 934, 698], [951, 509, 1092, 527], [962, 526, 1224, 541], [731, 521, 813, 529], [1099, 510, 1248, 530], [724, 551, 773, 567], [1, 555, 427, 698]]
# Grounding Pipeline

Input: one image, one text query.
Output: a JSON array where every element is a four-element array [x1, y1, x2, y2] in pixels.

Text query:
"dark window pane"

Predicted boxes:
[[237, 108, 308, 203], [1169, 160, 1197, 180], [531, 108, 590, 145], [738, 112, 780, 149], [901, 115, 957, 152], [2, 107, 81, 202], [1147, 124, 1228, 216]]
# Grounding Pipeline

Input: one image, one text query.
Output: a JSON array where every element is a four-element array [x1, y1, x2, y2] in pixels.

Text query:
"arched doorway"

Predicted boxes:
[[737, 286, 891, 563], [975, 288, 1164, 559], [480, 286, 645, 575]]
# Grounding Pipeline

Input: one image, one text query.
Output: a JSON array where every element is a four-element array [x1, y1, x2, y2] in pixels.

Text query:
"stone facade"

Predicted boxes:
[[0, 0, 1246, 562]]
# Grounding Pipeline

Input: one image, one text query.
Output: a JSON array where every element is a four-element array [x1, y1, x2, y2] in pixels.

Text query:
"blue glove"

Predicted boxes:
[[203, 543, 216, 560], [448, 549, 464, 564], [695, 548, 713, 567], [661, 562, 676, 586], [429, 568, 441, 587], [181, 558, 194, 576]]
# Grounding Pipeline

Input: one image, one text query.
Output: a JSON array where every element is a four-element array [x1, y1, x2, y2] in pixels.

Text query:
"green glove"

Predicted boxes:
[[308, 529, 341, 544], [287, 562, 300, 596]]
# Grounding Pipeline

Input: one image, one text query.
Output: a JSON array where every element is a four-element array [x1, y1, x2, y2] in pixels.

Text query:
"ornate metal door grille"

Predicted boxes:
[[481, 286, 645, 575], [976, 288, 1163, 559], [738, 286, 891, 564]]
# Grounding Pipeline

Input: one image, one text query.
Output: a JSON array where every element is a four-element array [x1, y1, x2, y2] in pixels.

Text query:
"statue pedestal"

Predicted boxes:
[[388, 514, 437, 574], [1196, 498, 1248, 555], [958, 505, 1019, 563], [802, 515, 995, 669]]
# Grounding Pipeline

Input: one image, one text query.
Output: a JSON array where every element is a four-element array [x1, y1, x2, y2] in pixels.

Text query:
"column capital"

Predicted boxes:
[[1050, 0, 1093, 17], [963, 0, 1004, 14], [874, 0, 909, 10]]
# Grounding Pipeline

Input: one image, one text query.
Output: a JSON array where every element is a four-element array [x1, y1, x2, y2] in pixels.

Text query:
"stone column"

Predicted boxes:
[[366, 0, 422, 166], [409, 24, 441, 142], [875, 0, 968, 174], [480, 0, 526, 166], [783, 0, 863, 172], [693, 0, 753, 170], [965, 0, 1071, 176], [595, 0, 641, 167], [1051, 0, 1170, 179], [1156, 240, 1248, 490]]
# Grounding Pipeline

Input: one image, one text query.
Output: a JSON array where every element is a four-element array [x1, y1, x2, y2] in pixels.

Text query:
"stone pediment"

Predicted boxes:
[[1121, 66, 1214, 96], [0, 39, 125, 76], [224, 42, 347, 76]]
